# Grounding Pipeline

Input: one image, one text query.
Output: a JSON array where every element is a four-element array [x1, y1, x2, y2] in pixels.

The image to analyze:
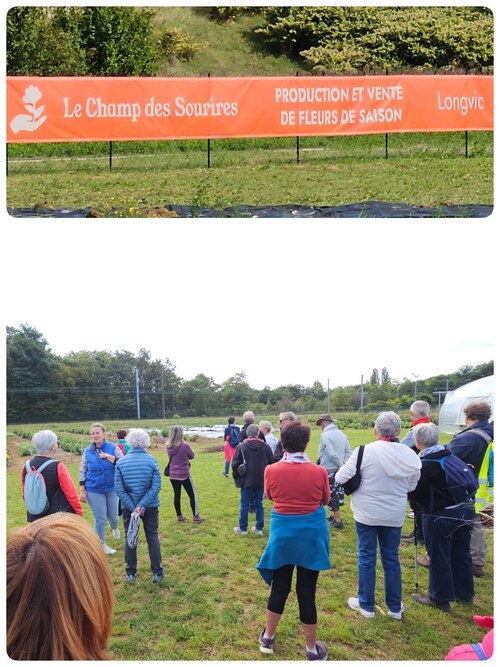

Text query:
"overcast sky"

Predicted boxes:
[[4, 217, 494, 390]]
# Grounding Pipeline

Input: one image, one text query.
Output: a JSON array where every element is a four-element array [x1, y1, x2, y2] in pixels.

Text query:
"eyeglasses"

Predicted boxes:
[[279, 419, 289, 424]]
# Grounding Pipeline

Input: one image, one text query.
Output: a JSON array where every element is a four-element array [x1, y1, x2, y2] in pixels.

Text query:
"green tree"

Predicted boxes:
[[78, 7, 159, 75], [7, 6, 160, 76], [178, 374, 220, 416], [220, 372, 254, 414], [7, 7, 87, 75], [7, 324, 61, 422], [370, 368, 380, 385]]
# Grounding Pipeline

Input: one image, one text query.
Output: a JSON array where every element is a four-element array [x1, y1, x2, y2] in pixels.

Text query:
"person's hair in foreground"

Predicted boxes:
[[374, 410, 401, 438], [413, 422, 440, 448], [280, 421, 310, 452], [7, 512, 114, 660], [463, 400, 492, 423]]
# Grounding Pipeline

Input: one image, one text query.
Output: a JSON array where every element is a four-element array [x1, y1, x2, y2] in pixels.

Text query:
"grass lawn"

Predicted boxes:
[[6, 423, 494, 661], [6, 135, 493, 213]]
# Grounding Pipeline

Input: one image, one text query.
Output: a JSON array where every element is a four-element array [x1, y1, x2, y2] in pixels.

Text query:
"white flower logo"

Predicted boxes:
[[10, 85, 48, 134]]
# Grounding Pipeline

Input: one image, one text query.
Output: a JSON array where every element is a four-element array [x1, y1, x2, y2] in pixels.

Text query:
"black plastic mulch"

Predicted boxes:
[[7, 202, 493, 218]]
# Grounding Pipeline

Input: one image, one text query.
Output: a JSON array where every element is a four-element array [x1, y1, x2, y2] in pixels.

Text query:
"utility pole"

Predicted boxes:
[[327, 379, 331, 414], [360, 374, 364, 411], [160, 366, 166, 419], [135, 367, 141, 420], [412, 373, 419, 400]]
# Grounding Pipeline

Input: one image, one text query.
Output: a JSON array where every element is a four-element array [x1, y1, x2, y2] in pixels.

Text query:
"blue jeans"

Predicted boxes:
[[422, 502, 475, 603], [355, 521, 402, 613], [86, 491, 119, 543], [239, 486, 264, 531], [224, 460, 230, 476]]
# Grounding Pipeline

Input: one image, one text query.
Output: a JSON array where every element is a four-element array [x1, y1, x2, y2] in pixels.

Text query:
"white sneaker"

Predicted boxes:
[[388, 604, 405, 620], [233, 527, 248, 535], [348, 597, 375, 618], [112, 528, 121, 540], [103, 543, 116, 555], [252, 527, 263, 535]]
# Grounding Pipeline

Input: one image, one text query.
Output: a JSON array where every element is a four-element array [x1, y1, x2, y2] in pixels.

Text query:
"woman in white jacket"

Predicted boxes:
[[335, 411, 421, 620]]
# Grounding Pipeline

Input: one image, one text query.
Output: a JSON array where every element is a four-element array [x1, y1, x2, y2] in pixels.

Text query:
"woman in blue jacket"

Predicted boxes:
[[79, 423, 123, 555]]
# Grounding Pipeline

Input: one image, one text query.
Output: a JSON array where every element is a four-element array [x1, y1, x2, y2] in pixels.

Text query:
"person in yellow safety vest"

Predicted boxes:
[[475, 440, 494, 515]]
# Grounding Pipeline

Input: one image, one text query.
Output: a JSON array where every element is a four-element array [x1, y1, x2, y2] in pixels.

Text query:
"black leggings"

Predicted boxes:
[[169, 477, 197, 516], [267, 564, 319, 625]]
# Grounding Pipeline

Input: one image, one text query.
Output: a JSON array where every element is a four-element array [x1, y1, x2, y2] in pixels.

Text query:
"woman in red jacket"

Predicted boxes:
[[21, 429, 82, 522], [256, 421, 331, 661]]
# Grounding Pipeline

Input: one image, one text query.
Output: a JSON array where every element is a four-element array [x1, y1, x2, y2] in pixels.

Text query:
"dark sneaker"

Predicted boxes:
[[259, 630, 275, 655], [456, 597, 474, 606], [306, 640, 328, 661], [411, 593, 451, 613], [330, 519, 344, 529], [222, 472, 228, 477], [472, 565, 485, 577], [177, 515, 186, 522], [127, 574, 136, 582], [153, 572, 164, 583], [193, 515, 205, 523]]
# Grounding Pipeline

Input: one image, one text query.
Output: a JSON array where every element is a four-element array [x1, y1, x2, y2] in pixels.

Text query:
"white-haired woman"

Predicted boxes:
[[409, 422, 475, 612], [335, 411, 421, 620], [166, 426, 204, 523], [114, 428, 164, 583], [21, 430, 82, 522]]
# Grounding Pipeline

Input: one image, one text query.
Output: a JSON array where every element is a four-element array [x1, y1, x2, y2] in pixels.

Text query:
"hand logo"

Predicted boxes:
[[10, 85, 47, 134]]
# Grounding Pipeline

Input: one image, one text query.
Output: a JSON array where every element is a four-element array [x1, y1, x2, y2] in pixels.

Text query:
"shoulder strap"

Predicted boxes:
[[27, 459, 57, 473], [356, 445, 365, 472], [465, 428, 492, 445], [240, 444, 246, 463], [471, 643, 488, 660]]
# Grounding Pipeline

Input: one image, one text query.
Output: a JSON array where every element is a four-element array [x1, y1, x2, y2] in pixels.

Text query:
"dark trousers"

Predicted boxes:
[[267, 564, 319, 625], [409, 497, 424, 539], [122, 507, 163, 577], [422, 502, 475, 604], [169, 477, 198, 516]]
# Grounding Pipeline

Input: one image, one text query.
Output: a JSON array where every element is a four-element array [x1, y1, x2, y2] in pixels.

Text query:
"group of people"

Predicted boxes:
[[8, 401, 493, 660], [19, 422, 205, 579], [227, 402, 493, 659]]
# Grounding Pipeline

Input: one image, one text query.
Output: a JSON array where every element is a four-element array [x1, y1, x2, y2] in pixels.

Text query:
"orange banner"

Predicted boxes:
[[6, 75, 493, 144]]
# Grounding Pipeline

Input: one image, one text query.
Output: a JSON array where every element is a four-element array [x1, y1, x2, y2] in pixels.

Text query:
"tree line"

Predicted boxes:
[[6, 324, 493, 423], [7, 6, 493, 77]]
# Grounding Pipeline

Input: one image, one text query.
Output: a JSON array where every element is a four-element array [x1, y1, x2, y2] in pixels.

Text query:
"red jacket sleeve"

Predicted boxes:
[[57, 464, 83, 516]]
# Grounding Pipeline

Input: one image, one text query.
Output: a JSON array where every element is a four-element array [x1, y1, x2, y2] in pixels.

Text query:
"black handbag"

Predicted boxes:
[[341, 445, 365, 495], [236, 445, 247, 478], [164, 462, 170, 477]]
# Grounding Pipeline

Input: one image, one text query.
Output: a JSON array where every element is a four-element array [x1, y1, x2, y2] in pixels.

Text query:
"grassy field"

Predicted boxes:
[[6, 421, 494, 661], [6, 133, 493, 213]]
